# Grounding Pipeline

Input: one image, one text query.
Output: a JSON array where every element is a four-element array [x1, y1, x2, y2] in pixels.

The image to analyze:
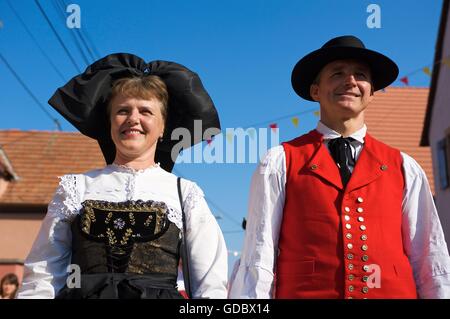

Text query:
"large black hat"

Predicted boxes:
[[291, 35, 399, 101], [48, 53, 221, 172]]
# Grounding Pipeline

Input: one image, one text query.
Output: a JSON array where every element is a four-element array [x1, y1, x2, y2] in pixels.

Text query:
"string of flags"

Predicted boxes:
[[206, 107, 320, 145], [203, 55, 450, 146], [399, 55, 450, 86]]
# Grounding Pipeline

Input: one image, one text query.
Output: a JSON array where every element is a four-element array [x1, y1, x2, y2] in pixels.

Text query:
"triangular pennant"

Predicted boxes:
[[291, 117, 299, 127], [226, 132, 233, 143], [423, 67, 431, 76], [269, 123, 278, 133], [313, 110, 320, 117], [247, 128, 256, 139], [400, 76, 409, 85], [206, 138, 213, 146]]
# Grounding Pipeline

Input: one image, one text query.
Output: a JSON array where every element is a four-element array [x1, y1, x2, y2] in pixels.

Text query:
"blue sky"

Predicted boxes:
[[0, 0, 443, 273]]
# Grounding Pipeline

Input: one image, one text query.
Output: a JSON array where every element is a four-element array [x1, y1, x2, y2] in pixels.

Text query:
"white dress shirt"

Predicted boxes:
[[17, 164, 228, 299], [229, 122, 450, 299]]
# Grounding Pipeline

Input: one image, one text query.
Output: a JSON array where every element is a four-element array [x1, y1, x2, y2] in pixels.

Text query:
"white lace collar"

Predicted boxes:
[[109, 162, 161, 174]]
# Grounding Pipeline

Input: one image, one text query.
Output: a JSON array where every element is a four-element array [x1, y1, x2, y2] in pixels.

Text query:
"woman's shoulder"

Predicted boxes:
[[157, 170, 205, 204]]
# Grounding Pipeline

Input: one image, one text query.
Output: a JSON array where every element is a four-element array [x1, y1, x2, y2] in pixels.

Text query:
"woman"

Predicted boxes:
[[0, 273, 19, 299], [17, 53, 227, 299]]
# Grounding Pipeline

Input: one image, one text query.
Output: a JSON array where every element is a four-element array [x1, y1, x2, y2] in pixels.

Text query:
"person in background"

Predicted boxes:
[[0, 273, 19, 299]]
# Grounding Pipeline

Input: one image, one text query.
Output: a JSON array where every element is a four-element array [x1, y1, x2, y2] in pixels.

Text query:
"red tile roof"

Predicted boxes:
[[0, 130, 105, 205], [0, 87, 435, 205], [365, 87, 435, 194]]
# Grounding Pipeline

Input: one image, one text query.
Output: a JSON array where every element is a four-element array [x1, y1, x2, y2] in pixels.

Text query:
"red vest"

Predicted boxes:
[[275, 130, 417, 299]]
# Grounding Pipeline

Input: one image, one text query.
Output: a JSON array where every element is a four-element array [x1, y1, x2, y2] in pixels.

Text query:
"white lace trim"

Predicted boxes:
[[110, 162, 160, 174], [183, 182, 205, 219], [47, 175, 81, 222], [167, 206, 182, 230], [125, 175, 135, 201]]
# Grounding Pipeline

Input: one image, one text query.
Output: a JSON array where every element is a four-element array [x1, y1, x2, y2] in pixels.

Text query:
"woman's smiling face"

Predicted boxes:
[[110, 93, 165, 162]]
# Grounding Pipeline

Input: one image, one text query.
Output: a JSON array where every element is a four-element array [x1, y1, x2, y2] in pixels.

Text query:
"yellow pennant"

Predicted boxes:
[[291, 117, 299, 127], [313, 110, 320, 117], [423, 67, 431, 76]]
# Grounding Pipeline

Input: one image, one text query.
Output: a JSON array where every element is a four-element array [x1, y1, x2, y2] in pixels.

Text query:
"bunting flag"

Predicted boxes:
[[206, 138, 213, 146], [313, 110, 320, 117], [247, 128, 256, 139], [291, 117, 299, 127], [269, 123, 278, 133], [400, 76, 409, 85], [226, 132, 233, 143], [423, 67, 432, 76], [396, 55, 450, 86]]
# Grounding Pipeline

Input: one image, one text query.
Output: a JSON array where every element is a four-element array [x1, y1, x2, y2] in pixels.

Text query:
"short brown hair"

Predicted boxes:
[[0, 273, 19, 298], [108, 75, 169, 122]]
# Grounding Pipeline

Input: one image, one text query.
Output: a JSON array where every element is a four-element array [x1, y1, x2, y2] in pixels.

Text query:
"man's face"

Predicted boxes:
[[310, 59, 374, 121]]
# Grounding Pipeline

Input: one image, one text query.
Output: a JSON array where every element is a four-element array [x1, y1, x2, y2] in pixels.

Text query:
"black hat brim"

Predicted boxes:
[[291, 46, 399, 101]]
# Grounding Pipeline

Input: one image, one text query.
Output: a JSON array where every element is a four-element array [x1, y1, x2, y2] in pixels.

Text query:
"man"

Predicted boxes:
[[229, 35, 450, 299]]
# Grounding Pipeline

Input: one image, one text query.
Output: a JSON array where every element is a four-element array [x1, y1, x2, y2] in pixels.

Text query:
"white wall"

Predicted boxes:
[[430, 6, 450, 244]]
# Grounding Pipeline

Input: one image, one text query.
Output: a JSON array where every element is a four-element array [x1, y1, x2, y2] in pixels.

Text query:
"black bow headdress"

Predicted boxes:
[[48, 53, 221, 172]]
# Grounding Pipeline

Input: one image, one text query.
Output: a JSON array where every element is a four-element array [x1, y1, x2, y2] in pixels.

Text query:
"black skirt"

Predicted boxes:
[[56, 273, 184, 299]]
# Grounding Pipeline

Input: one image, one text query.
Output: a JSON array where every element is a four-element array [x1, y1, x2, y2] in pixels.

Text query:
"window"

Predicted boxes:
[[437, 131, 450, 190]]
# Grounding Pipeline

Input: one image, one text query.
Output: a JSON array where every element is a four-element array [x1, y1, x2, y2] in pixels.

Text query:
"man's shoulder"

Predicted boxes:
[[365, 133, 402, 155], [282, 130, 320, 151]]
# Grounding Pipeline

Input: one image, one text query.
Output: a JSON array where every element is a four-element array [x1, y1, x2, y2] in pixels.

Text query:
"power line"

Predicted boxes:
[[222, 230, 244, 234], [204, 196, 242, 227], [5, 0, 67, 82], [52, 0, 93, 64], [33, 0, 81, 73], [172, 167, 242, 227], [59, 0, 101, 60], [0, 53, 62, 131]]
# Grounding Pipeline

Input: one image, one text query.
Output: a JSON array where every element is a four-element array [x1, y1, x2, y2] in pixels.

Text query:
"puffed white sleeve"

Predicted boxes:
[[182, 180, 228, 298], [401, 153, 450, 298], [228, 146, 286, 299], [16, 175, 82, 299]]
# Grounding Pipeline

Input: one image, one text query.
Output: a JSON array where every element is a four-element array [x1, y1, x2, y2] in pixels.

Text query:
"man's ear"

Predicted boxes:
[[310, 84, 320, 102]]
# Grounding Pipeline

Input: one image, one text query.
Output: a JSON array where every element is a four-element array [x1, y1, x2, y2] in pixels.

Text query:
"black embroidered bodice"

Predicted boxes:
[[70, 200, 181, 277]]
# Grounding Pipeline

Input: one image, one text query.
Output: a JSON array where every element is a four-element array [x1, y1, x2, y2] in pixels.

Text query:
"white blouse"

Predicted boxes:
[[229, 123, 450, 299], [17, 164, 228, 299]]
